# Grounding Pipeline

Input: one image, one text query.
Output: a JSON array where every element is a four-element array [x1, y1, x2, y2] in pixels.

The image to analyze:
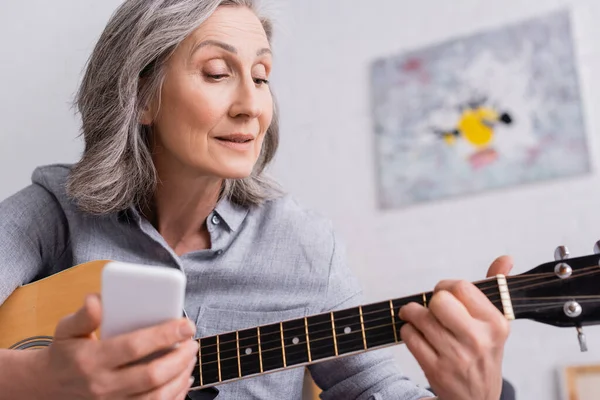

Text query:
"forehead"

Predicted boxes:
[[187, 6, 270, 50]]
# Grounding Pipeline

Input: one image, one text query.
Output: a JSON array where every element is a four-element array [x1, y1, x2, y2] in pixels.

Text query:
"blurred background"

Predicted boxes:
[[1, 0, 600, 399]]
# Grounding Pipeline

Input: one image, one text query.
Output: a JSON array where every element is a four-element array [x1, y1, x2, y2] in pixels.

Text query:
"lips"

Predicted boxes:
[[214, 134, 255, 143]]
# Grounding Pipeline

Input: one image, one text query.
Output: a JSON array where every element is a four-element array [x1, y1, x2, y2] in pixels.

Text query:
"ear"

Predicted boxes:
[[138, 77, 156, 126], [140, 104, 154, 126]]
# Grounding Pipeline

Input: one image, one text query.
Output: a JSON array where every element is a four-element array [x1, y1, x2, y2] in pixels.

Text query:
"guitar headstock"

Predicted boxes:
[[510, 243, 600, 352]]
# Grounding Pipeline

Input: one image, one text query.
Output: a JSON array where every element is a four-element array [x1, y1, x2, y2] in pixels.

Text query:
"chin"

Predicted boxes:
[[212, 163, 256, 180]]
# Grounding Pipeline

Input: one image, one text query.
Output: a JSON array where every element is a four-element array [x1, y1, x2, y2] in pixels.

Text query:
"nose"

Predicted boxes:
[[229, 77, 262, 120]]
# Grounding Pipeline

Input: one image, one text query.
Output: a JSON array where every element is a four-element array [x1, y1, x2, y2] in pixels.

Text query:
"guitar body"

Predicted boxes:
[[0, 260, 108, 350]]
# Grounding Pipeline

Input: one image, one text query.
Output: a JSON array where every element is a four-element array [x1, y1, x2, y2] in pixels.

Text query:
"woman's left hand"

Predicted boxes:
[[399, 256, 513, 400]]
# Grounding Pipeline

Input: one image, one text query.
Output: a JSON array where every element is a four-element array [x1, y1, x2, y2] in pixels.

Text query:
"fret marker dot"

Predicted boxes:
[[245, 348, 252, 355], [292, 337, 300, 345], [344, 327, 352, 334]]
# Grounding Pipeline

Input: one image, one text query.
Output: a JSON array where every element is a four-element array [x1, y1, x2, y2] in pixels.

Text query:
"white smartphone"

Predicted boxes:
[[100, 261, 187, 340]]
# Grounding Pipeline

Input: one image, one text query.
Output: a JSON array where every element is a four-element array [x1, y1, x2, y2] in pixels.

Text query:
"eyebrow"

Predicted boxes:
[[191, 39, 272, 57]]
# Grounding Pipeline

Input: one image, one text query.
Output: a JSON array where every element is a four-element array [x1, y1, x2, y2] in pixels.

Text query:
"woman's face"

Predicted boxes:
[[145, 6, 273, 179]]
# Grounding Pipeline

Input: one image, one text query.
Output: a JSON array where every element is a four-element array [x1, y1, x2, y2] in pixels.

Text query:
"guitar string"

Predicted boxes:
[[198, 318, 408, 370], [194, 275, 535, 351], [196, 266, 599, 352], [197, 290, 588, 361], [474, 266, 598, 291], [483, 266, 599, 301], [193, 264, 600, 382], [487, 267, 600, 301], [194, 293, 587, 375], [478, 264, 599, 293]]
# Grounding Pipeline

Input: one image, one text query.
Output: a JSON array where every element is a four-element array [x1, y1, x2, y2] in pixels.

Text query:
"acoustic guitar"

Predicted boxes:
[[1, 245, 599, 393]]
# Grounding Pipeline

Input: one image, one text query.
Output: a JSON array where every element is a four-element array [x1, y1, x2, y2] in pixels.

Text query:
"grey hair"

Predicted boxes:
[[68, 0, 281, 215]]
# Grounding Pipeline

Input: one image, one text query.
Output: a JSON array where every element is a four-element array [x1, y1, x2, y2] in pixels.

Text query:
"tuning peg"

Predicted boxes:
[[577, 326, 588, 352], [594, 241, 600, 254], [554, 246, 570, 261]]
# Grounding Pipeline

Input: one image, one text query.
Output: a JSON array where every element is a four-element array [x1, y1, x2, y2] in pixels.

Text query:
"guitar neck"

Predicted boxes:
[[191, 275, 511, 389]]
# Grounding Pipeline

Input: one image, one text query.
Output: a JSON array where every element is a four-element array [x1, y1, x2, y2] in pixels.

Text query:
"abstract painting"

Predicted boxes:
[[371, 9, 590, 209]]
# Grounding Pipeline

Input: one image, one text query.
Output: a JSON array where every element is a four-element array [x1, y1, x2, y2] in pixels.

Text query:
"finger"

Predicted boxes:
[[174, 378, 195, 400], [428, 290, 475, 341], [55, 294, 102, 340], [116, 339, 198, 395], [435, 280, 503, 322], [400, 323, 438, 370], [399, 303, 458, 352], [129, 357, 197, 400], [101, 318, 196, 367], [486, 255, 513, 277]]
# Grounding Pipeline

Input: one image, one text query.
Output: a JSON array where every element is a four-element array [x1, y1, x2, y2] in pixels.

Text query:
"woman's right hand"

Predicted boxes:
[[33, 294, 199, 399]]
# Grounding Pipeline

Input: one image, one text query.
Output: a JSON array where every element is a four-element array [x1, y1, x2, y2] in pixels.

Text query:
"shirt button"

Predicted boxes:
[[211, 215, 220, 225]]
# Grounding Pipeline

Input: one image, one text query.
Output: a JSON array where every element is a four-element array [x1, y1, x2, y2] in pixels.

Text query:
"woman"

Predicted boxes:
[[0, 0, 511, 399]]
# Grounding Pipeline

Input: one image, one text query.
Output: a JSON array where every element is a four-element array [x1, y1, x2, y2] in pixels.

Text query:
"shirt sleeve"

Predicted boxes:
[[307, 231, 434, 400], [0, 182, 70, 305]]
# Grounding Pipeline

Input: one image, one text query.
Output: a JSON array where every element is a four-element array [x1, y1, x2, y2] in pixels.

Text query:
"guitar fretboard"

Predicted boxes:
[[191, 280, 503, 388]]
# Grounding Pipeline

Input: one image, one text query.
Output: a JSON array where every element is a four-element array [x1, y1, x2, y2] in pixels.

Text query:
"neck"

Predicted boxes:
[[189, 276, 513, 390], [146, 156, 223, 252]]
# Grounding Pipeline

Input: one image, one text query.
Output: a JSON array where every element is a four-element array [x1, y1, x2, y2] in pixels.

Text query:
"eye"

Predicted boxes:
[[253, 78, 269, 86], [205, 74, 229, 81]]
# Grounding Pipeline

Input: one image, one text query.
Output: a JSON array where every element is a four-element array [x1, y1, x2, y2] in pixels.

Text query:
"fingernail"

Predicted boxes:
[[180, 320, 196, 337], [189, 377, 195, 387]]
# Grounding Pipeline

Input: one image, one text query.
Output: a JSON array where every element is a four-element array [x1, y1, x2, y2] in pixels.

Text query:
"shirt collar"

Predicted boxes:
[[117, 197, 249, 232], [214, 197, 249, 232]]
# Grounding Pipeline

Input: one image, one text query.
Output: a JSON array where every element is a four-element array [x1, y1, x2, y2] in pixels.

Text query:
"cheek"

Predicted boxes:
[[158, 83, 226, 145], [259, 95, 274, 135]]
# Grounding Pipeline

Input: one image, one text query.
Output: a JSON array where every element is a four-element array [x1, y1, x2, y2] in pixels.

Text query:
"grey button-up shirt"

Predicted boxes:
[[0, 165, 433, 400]]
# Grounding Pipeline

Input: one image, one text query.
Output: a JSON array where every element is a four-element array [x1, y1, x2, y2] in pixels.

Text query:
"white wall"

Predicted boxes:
[[1, 1, 599, 399], [0, 0, 123, 199], [270, 1, 600, 399]]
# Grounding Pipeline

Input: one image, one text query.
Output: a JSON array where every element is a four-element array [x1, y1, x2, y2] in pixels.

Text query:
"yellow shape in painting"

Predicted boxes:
[[443, 134, 457, 145], [457, 107, 498, 148]]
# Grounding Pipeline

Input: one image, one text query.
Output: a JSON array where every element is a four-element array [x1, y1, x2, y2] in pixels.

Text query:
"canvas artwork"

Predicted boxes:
[[371, 9, 590, 209]]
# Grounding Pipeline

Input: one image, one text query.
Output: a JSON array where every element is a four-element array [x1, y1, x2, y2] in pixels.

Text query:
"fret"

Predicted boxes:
[[218, 332, 239, 381], [216, 335, 221, 382], [363, 301, 397, 348], [191, 363, 201, 389], [257, 326, 263, 372], [424, 292, 433, 308], [331, 312, 338, 356], [304, 317, 312, 362], [280, 322, 287, 367], [333, 307, 364, 355], [236, 331, 241, 378], [475, 280, 504, 315], [260, 322, 285, 371], [392, 294, 423, 340], [389, 300, 398, 343], [307, 313, 336, 361], [359, 306, 367, 350], [238, 327, 261, 376], [191, 338, 202, 388], [198, 338, 203, 386], [282, 318, 309, 366], [199, 335, 220, 385]]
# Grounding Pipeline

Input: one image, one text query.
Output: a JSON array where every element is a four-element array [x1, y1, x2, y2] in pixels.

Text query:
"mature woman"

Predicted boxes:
[[0, 0, 511, 399]]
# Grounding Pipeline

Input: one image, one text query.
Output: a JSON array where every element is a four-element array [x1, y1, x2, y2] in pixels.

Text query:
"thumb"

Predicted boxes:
[[486, 255, 513, 278], [54, 294, 102, 340]]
